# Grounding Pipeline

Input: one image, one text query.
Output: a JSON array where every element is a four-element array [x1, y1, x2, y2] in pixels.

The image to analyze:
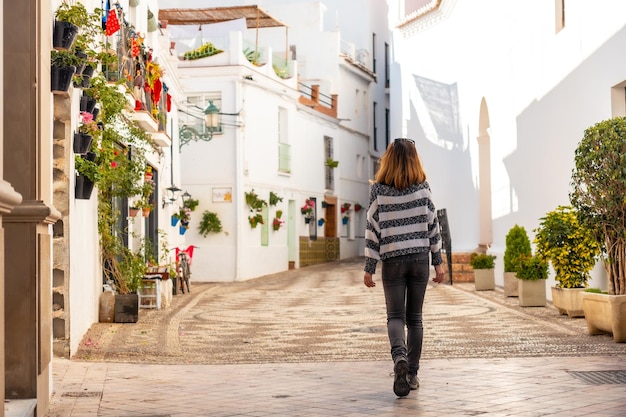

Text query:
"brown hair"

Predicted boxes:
[[374, 139, 426, 189]]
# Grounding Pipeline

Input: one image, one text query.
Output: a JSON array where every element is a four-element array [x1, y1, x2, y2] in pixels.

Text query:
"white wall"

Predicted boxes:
[[392, 0, 626, 292]]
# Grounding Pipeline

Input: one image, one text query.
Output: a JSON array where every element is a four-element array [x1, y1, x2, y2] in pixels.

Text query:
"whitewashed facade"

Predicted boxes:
[[160, 0, 391, 281], [390, 0, 626, 292]]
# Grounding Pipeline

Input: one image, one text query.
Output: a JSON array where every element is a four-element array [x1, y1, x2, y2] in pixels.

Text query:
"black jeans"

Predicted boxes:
[[381, 253, 429, 375]]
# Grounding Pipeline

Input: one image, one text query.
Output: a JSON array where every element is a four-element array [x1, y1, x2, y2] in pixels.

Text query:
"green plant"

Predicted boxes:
[[503, 225, 531, 273], [74, 154, 100, 182], [174, 207, 191, 227], [272, 209, 284, 231], [55, 2, 97, 27], [243, 47, 260, 65], [570, 116, 626, 295], [183, 42, 224, 60], [534, 205, 599, 288], [516, 255, 548, 281], [184, 197, 200, 211], [269, 191, 283, 206], [245, 189, 267, 211], [199, 210, 223, 236], [248, 213, 264, 228], [469, 253, 496, 269], [51, 49, 82, 68], [326, 158, 339, 168]]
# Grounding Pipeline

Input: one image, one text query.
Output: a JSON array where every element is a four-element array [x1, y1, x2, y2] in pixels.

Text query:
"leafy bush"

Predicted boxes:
[[504, 224, 531, 273], [534, 205, 599, 288], [516, 255, 548, 281], [469, 253, 496, 269]]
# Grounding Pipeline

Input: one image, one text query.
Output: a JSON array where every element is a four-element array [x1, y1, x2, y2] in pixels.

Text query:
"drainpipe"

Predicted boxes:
[[234, 80, 244, 281]]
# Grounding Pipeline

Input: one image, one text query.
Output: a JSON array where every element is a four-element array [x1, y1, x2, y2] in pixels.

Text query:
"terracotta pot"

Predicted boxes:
[[142, 208, 151, 217]]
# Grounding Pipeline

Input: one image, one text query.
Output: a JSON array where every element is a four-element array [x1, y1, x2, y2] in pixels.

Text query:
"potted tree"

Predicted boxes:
[[469, 252, 496, 291], [570, 116, 626, 342], [503, 225, 531, 297], [534, 205, 599, 318], [516, 255, 548, 307]]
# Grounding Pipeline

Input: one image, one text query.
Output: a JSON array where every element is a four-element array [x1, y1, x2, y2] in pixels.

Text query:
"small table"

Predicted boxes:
[[138, 272, 169, 310]]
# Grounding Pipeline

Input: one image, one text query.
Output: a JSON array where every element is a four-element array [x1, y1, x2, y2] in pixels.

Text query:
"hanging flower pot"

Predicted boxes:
[[75, 64, 95, 89], [179, 225, 188, 235], [52, 20, 79, 50], [142, 207, 151, 217], [75, 174, 95, 200], [318, 218, 325, 227], [342, 217, 349, 225], [79, 93, 97, 114], [51, 64, 76, 93], [129, 207, 140, 217], [73, 132, 94, 155], [171, 215, 179, 227]]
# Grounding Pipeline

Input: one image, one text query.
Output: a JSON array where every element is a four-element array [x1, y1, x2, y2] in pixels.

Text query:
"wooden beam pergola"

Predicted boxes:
[[158, 5, 288, 28]]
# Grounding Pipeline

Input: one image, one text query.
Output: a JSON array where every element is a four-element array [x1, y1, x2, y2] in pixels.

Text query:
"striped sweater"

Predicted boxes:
[[364, 181, 443, 274]]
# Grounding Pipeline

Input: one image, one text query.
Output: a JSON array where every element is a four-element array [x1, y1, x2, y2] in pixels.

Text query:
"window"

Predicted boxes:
[[324, 136, 335, 190], [372, 33, 377, 74], [278, 107, 291, 173], [385, 108, 390, 149], [180, 94, 223, 137], [373, 101, 378, 151], [385, 42, 390, 88]]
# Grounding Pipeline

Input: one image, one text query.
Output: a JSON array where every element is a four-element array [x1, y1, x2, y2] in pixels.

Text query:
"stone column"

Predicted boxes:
[[3, 1, 60, 416]]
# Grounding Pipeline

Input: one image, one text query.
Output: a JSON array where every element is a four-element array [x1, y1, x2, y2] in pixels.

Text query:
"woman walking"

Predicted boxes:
[[363, 138, 446, 397]]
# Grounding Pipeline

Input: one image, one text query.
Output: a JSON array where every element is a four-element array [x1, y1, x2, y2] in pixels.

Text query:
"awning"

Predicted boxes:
[[158, 5, 288, 28]]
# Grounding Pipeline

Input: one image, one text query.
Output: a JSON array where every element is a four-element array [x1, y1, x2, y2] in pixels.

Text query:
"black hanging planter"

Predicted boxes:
[[52, 20, 79, 50], [79, 93, 97, 114], [74, 65, 95, 89], [75, 173, 95, 200], [74, 51, 88, 75], [51, 65, 76, 93], [73, 132, 94, 155]]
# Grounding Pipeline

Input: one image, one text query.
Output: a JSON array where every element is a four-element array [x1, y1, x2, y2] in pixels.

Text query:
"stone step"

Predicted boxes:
[[442, 252, 475, 283]]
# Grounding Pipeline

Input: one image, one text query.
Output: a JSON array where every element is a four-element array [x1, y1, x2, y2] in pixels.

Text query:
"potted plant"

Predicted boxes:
[[534, 205, 600, 317], [516, 255, 548, 307], [199, 210, 223, 236], [52, 2, 86, 50], [570, 116, 626, 341], [326, 158, 339, 168], [73, 111, 98, 155], [273, 210, 284, 231], [51, 50, 80, 93], [301, 198, 314, 223], [74, 152, 99, 200], [469, 252, 496, 291], [503, 224, 532, 297]]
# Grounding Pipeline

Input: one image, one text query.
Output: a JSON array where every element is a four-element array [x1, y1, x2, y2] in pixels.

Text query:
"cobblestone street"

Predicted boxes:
[[72, 257, 626, 365], [45, 258, 626, 417]]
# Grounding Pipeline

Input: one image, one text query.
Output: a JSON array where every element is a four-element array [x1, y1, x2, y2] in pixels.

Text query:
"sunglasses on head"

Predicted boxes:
[[394, 138, 415, 144]]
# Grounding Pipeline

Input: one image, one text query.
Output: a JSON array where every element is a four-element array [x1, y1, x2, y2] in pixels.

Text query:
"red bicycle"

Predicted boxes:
[[175, 246, 195, 294]]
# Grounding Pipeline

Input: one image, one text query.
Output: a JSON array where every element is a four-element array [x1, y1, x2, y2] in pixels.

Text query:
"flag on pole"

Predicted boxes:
[[105, 8, 120, 36]]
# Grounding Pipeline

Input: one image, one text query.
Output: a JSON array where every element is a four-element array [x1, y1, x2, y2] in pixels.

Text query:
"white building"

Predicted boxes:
[[159, 0, 391, 282], [390, 0, 626, 292]]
